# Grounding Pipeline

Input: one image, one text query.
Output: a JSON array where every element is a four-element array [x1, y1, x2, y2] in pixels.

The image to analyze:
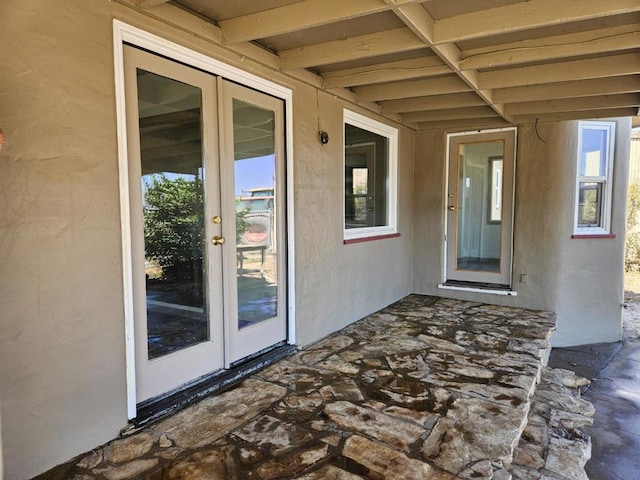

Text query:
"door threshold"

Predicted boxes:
[[439, 281, 517, 296], [127, 343, 297, 432]]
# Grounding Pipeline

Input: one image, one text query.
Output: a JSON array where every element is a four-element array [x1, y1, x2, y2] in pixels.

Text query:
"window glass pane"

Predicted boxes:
[[345, 124, 388, 229], [577, 182, 603, 227], [580, 128, 608, 177]]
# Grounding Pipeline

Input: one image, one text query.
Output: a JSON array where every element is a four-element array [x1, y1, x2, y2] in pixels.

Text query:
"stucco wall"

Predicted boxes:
[[553, 118, 630, 346], [412, 120, 629, 346], [0, 1, 414, 478], [0, 1, 128, 478]]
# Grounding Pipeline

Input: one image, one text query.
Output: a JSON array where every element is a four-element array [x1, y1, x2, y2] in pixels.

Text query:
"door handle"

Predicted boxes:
[[212, 236, 225, 246], [448, 205, 456, 211]]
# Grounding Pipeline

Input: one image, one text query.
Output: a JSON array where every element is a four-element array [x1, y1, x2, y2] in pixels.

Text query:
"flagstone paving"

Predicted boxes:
[[38, 295, 593, 480]]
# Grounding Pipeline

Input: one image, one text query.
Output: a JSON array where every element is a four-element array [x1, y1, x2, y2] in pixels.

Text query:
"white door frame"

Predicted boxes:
[[113, 20, 296, 419]]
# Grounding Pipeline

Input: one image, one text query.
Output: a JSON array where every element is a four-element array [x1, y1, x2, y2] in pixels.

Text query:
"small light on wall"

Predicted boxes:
[[0, 127, 4, 151], [319, 130, 329, 145]]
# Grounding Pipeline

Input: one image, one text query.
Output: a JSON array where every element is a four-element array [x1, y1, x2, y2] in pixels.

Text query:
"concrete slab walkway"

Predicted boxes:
[[37, 295, 590, 480], [549, 291, 640, 480]]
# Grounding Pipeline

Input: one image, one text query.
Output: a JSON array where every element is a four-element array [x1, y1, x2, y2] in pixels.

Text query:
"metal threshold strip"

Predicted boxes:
[[127, 343, 297, 433]]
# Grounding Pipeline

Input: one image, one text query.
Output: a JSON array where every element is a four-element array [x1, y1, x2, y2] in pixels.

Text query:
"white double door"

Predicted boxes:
[[124, 46, 287, 403]]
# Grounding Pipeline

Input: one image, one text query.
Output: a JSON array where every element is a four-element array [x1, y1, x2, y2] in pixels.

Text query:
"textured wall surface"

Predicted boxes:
[[412, 120, 629, 346], [0, 1, 128, 478], [0, 1, 414, 478]]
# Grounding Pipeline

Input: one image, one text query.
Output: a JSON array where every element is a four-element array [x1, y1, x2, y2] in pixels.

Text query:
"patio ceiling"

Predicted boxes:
[[133, 0, 640, 130]]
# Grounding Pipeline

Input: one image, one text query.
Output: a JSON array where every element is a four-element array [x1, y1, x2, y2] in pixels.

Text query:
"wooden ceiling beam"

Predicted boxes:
[[493, 76, 640, 104], [460, 24, 640, 71], [504, 93, 640, 116], [402, 106, 498, 123], [279, 27, 425, 70], [380, 92, 485, 114], [353, 76, 471, 102], [434, 0, 640, 44], [134, 0, 171, 8], [479, 53, 640, 90], [322, 57, 450, 89], [512, 107, 639, 123], [384, 1, 435, 45], [219, 0, 389, 44], [384, 2, 510, 121], [417, 118, 510, 131]]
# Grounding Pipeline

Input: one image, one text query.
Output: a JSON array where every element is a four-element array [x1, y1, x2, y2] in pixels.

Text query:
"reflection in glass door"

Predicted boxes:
[[445, 129, 516, 286], [220, 81, 287, 365]]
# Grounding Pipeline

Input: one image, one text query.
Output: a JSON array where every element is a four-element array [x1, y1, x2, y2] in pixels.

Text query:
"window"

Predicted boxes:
[[574, 121, 615, 235], [344, 109, 398, 240]]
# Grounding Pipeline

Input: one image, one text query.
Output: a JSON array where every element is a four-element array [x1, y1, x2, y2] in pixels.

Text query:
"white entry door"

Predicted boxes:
[[124, 46, 287, 403], [445, 128, 516, 287]]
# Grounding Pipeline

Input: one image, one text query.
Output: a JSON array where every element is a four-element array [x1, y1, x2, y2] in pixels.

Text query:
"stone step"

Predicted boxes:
[[509, 368, 595, 480], [38, 295, 559, 479]]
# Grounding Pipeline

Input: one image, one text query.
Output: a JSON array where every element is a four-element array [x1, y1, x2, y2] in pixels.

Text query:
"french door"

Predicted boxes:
[[124, 46, 287, 403], [445, 128, 516, 287]]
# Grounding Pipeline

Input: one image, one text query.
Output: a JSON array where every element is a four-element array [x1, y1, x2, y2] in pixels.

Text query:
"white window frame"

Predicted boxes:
[[343, 109, 398, 241], [573, 120, 616, 236]]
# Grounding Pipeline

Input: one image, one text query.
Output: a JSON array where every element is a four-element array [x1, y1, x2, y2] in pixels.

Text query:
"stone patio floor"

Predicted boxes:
[[38, 295, 595, 480]]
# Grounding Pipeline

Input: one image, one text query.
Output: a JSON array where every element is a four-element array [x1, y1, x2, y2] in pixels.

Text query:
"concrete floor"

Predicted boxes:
[[548, 296, 640, 480]]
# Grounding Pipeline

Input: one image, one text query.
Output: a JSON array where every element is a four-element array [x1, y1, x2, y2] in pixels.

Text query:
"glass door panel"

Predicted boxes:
[[446, 129, 516, 286], [232, 99, 278, 329], [220, 81, 287, 365], [125, 46, 224, 403], [137, 70, 209, 359], [456, 141, 504, 274]]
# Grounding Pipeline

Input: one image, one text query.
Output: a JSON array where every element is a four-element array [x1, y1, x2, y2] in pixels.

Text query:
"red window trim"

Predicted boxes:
[[343, 233, 401, 245], [571, 234, 616, 239]]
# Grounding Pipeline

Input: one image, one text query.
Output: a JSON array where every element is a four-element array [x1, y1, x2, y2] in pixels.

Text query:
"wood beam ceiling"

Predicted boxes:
[[493, 76, 640, 104], [479, 53, 640, 90], [279, 27, 425, 70], [433, 0, 640, 44], [460, 25, 640, 71], [137, 0, 640, 129], [322, 57, 450, 89]]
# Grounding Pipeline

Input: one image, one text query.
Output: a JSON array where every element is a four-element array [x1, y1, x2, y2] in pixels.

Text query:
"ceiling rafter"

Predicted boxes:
[[354, 76, 471, 102], [493, 76, 640, 104], [383, 1, 510, 122], [479, 53, 640, 90], [322, 57, 451, 89], [218, 0, 391, 44], [504, 93, 640, 116], [417, 118, 510, 131], [512, 107, 639, 123], [460, 24, 640, 71], [433, 0, 640, 44], [380, 92, 486, 114], [402, 106, 498, 123], [279, 27, 425, 70], [134, 0, 171, 8]]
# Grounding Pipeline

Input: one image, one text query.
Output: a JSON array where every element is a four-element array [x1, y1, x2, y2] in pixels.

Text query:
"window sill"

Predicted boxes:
[[571, 234, 616, 239], [343, 233, 401, 245], [438, 283, 517, 296]]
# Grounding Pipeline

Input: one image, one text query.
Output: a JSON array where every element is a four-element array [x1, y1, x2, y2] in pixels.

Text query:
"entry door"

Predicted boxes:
[[445, 129, 516, 286], [124, 46, 287, 403]]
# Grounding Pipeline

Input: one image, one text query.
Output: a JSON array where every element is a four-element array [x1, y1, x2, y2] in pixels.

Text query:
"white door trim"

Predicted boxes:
[[113, 20, 296, 419], [442, 127, 517, 287]]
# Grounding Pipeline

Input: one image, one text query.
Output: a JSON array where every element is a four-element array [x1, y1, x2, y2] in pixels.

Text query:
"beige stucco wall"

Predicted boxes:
[[0, 1, 414, 478], [412, 119, 629, 346]]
